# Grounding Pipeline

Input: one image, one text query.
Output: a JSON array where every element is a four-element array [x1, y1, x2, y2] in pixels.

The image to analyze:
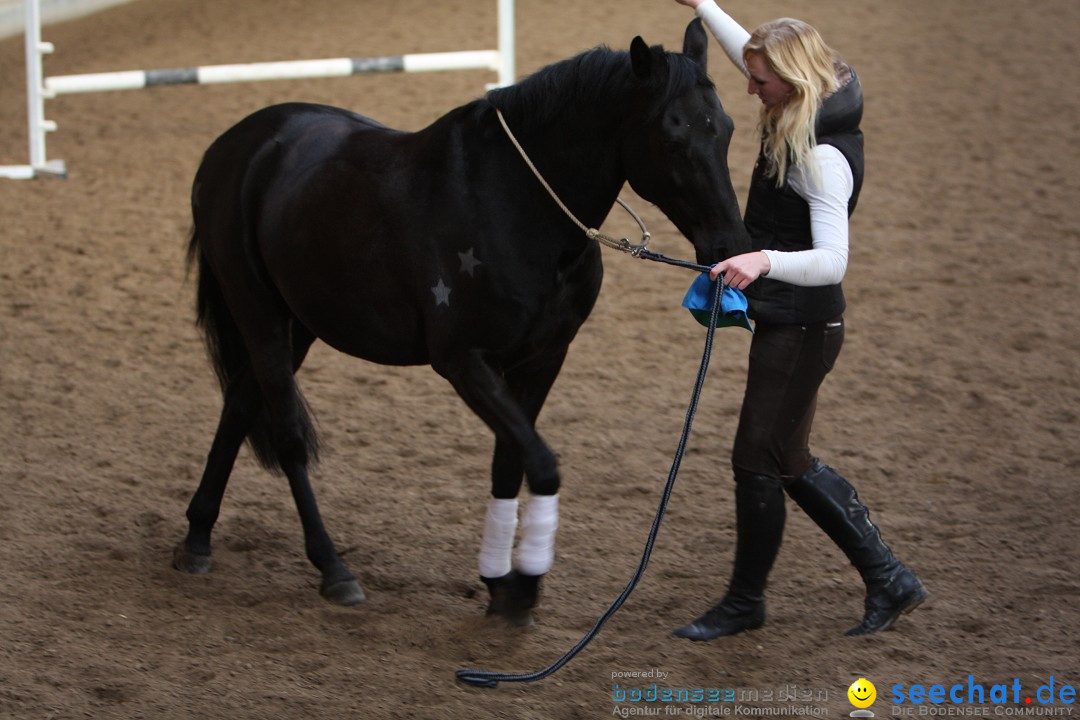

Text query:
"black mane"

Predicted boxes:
[[487, 42, 714, 130]]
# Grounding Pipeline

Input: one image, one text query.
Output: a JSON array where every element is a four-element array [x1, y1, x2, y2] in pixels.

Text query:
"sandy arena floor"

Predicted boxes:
[[1, 1, 1078, 718]]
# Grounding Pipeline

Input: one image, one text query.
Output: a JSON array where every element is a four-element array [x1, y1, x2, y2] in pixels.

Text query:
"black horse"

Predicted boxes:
[[174, 19, 749, 623]]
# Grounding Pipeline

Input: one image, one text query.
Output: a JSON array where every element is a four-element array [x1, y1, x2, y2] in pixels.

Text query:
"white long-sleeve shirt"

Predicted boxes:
[[696, 0, 852, 287]]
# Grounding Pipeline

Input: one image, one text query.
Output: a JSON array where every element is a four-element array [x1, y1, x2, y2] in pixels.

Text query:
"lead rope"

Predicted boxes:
[[495, 107, 719, 277], [456, 273, 724, 688], [495, 108, 651, 255]]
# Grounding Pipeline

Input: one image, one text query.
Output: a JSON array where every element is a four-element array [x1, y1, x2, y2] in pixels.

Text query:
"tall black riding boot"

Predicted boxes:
[[673, 475, 786, 641], [785, 459, 928, 636]]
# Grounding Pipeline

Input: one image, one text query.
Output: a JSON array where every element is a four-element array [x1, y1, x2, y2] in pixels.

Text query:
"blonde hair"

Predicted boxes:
[[744, 18, 841, 185]]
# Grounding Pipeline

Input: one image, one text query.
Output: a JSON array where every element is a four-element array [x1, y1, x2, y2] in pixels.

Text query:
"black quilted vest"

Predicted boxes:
[[743, 67, 864, 324]]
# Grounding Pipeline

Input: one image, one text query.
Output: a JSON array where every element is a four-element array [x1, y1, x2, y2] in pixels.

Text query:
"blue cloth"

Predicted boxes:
[[681, 272, 754, 332]]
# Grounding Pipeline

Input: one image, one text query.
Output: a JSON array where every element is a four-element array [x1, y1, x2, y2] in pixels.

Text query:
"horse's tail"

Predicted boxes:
[[185, 148, 319, 473]]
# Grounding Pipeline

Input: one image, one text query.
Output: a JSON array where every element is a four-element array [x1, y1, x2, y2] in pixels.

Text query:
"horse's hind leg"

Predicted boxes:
[[173, 368, 261, 574], [246, 322, 365, 606], [177, 321, 362, 605], [174, 323, 321, 574]]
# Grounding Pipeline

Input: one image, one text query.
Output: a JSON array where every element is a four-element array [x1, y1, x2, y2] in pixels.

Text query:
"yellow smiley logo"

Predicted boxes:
[[848, 678, 877, 708]]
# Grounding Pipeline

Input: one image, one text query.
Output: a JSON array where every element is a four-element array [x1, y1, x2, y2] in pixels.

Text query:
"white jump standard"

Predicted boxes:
[[43, 50, 505, 95], [0, 0, 515, 179]]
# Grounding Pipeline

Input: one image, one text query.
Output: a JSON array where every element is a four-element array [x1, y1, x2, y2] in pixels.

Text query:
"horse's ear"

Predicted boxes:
[[630, 35, 653, 78], [683, 18, 708, 69]]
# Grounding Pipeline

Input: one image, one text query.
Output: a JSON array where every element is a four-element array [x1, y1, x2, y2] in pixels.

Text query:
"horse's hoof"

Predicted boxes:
[[172, 544, 212, 574], [482, 570, 541, 626], [494, 607, 535, 627], [321, 578, 367, 606]]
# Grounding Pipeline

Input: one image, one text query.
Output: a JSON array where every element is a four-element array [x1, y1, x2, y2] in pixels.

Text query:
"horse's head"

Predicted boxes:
[[622, 20, 751, 266]]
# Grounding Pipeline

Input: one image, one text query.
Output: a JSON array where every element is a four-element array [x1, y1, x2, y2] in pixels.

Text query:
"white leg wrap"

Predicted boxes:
[[478, 498, 519, 578], [516, 494, 559, 576]]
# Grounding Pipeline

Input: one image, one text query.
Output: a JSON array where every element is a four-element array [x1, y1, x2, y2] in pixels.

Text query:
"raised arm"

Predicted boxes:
[[673, 0, 752, 77]]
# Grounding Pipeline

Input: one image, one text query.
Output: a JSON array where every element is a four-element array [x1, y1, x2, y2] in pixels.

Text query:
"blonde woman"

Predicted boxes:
[[671, 0, 927, 639]]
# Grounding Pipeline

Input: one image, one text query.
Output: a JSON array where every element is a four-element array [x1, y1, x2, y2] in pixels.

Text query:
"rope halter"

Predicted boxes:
[[494, 107, 651, 256]]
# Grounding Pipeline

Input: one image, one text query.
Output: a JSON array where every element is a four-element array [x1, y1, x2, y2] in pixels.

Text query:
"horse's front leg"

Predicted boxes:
[[442, 348, 568, 625], [477, 440, 558, 626]]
